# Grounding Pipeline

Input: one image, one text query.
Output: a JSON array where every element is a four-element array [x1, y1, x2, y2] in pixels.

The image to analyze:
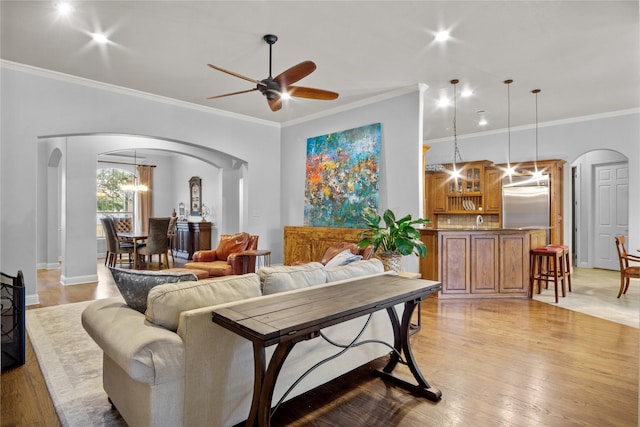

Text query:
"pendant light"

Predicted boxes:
[[504, 79, 514, 176], [532, 89, 543, 179], [121, 150, 148, 192], [450, 79, 463, 183]]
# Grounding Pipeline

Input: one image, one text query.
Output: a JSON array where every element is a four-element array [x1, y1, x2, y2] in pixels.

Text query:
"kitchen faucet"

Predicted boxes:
[[476, 214, 484, 229]]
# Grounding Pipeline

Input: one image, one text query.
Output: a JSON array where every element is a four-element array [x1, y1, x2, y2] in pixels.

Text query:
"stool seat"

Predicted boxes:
[[530, 246, 566, 303]]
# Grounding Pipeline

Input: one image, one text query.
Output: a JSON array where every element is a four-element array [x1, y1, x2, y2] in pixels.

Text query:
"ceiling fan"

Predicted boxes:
[[207, 34, 339, 112]]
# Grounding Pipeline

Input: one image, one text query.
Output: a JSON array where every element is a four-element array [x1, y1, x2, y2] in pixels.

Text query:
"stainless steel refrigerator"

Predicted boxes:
[[502, 175, 550, 240]]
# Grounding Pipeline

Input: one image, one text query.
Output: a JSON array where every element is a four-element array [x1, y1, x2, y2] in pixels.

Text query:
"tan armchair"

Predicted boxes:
[[185, 232, 259, 277]]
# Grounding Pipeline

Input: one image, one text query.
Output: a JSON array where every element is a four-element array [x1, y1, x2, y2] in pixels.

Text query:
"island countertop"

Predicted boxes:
[[418, 228, 547, 299]]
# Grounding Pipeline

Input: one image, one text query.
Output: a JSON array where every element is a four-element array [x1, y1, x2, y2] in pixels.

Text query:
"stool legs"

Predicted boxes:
[[530, 248, 566, 303]]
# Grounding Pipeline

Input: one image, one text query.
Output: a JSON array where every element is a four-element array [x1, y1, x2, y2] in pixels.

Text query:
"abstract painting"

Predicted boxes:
[[304, 123, 381, 227]]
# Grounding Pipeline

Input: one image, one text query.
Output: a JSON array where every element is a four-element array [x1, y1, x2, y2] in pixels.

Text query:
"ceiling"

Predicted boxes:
[[1, 1, 638, 140]]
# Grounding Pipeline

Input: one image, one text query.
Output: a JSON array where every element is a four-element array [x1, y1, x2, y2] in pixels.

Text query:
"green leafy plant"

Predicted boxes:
[[358, 207, 430, 257]]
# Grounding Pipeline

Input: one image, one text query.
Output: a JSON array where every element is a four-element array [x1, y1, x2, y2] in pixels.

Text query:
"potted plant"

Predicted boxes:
[[358, 207, 430, 273]]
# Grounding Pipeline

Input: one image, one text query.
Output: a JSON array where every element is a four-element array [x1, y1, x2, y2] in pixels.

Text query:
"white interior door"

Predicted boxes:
[[594, 162, 629, 270]]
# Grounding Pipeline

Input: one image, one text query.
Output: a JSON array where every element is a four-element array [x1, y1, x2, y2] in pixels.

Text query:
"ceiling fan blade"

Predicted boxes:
[[267, 97, 282, 112], [288, 85, 339, 100], [207, 88, 258, 99], [207, 64, 265, 86], [274, 61, 316, 87]]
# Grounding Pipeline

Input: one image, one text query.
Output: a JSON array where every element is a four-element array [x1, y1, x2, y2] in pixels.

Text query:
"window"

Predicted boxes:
[[96, 167, 134, 237]]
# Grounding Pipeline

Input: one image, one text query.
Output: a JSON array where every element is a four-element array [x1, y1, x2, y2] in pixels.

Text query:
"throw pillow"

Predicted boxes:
[[325, 258, 384, 283], [146, 273, 262, 331], [324, 249, 362, 268], [215, 232, 249, 261], [109, 267, 198, 314], [258, 262, 327, 295]]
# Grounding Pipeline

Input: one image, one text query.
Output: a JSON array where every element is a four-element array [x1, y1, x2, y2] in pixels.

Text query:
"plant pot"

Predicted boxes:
[[376, 251, 402, 274]]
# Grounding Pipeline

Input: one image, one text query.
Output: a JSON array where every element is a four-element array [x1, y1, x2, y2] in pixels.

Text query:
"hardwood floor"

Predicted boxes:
[[2, 263, 638, 426]]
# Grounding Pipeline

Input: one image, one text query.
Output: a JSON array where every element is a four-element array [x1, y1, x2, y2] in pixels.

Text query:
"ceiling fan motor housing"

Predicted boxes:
[[259, 78, 281, 100]]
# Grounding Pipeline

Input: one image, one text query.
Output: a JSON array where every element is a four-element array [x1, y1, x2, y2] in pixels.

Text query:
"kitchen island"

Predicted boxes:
[[419, 228, 547, 298]]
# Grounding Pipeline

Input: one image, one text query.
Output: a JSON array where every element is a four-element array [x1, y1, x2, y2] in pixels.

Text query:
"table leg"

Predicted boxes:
[[133, 240, 138, 269], [253, 340, 296, 427], [246, 344, 267, 427], [375, 301, 442, 402]]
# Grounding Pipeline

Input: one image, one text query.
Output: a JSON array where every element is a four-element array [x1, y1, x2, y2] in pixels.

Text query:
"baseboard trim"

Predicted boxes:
[[60, 274, 99, 286]]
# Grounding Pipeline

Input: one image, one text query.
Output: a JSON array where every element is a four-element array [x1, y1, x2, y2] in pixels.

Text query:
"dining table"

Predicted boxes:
[[117, 231, 148, 268]]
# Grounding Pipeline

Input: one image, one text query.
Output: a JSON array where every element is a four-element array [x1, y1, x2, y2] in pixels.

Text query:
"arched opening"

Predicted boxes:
[[37, 134, 248, 285], [571, 149, 629, 270]]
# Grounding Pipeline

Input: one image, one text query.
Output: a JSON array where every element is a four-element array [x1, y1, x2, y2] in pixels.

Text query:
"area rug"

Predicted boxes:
[[26, 300, 127, 427], [532, 267, 639, 328]]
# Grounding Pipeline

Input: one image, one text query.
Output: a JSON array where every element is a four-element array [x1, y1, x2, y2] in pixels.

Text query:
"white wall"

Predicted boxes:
[[424, 111, 640, 264], [281, 87, 425, 272], [1, 64, 280, 305]]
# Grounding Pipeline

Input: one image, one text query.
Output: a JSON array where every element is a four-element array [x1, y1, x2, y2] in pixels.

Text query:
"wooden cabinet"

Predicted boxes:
[[483, 167, 502, 215], [283, 226, 366, 265], [445, 162, 490, 214], [424, 228, 547, 298], [429, 172, 447, 215], [419, 230, 439, 281], [499, 234, 529, 294], [470, 234, 499, 294], [424, 159, 564, 244], [439, 233, 470, 294], [174, 221, 212, 260]]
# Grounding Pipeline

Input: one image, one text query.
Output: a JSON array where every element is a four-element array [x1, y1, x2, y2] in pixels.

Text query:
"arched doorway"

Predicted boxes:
[[38, 134, 248, 285], [572, 149, 629, 270]]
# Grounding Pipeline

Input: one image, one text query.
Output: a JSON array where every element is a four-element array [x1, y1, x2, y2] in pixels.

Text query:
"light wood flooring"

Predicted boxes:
[[1, 262, 638, 426]]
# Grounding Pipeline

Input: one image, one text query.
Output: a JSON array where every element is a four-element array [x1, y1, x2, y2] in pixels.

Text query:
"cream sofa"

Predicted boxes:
[[82, 259, 398, 427]]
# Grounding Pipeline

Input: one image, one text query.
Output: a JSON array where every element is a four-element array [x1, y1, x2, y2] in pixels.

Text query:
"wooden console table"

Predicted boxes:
[[174, 221, 212, 260], [212, 275, 442, 426]]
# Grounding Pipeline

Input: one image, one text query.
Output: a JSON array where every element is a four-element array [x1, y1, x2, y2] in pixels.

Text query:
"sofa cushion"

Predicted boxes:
[[324, 249, 363, 268], [146, 273, 261, 331], [215, 232, 250, 261], [258, 262, 327, 295], [109, 267, 198, 314], [325, 258, 385, 283]]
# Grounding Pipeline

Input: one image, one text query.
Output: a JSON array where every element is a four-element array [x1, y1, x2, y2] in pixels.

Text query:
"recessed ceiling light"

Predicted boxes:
[[55, 1, 74, 16], [434, 31, 450, 42], [91, 33, 109, 44], [437, 97, 450, 108], [461, 89, 473, 98], [478, 119, 488, 126]]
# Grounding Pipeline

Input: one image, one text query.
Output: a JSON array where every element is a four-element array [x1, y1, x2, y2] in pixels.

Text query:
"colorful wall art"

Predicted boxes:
[[304, 122, 381, 227]]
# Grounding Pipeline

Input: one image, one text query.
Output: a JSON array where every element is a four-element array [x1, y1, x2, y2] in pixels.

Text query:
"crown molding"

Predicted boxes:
[[0, 60, 280, 128], [424, 108, 640, 144], [281, 83, 427, 128]]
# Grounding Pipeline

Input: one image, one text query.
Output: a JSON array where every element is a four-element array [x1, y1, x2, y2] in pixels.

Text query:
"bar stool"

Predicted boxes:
[[530, 246, 566, 303], [547, 244, 571, 292]]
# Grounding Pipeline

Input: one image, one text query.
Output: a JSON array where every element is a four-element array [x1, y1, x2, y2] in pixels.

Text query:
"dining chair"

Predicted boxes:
[[167, 216, 178, 265], [614, 235, 640, 298], [139, 217, 171, 269], [100, 217, 135, 268]]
